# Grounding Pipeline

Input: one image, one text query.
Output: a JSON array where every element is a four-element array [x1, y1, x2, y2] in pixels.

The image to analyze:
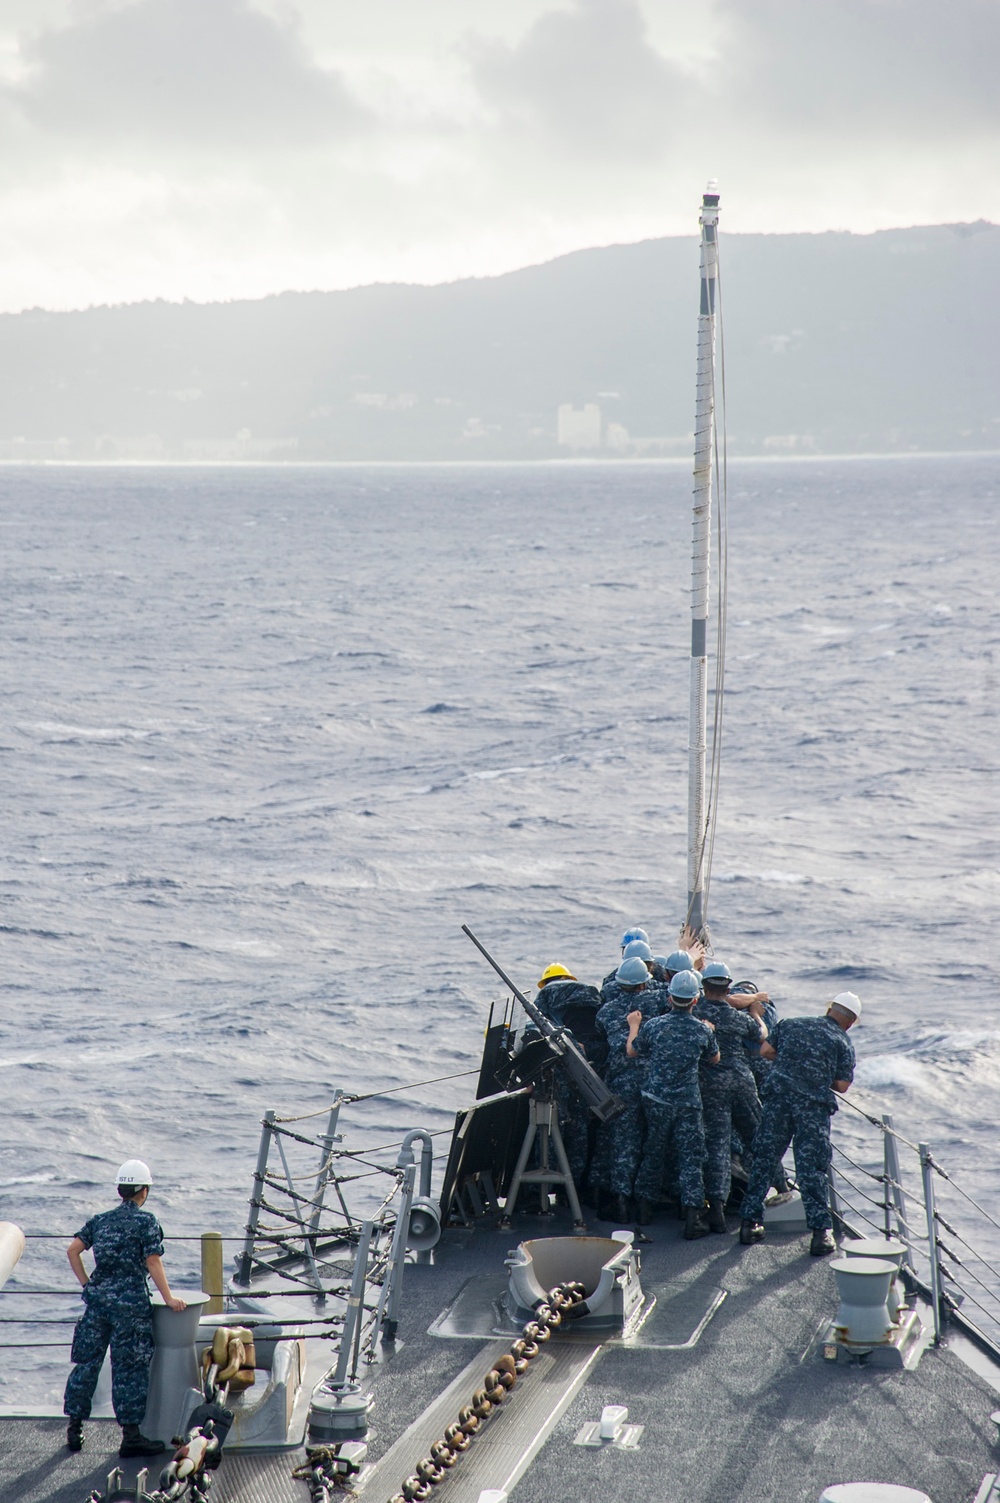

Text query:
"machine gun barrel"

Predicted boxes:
[[461, 925, 622, 1123]]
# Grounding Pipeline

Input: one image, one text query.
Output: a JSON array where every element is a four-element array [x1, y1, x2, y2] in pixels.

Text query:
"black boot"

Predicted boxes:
[[683, 1206, 710, 1240], [119, 1423, 165, 1458], [66, 1418, 84, 1452], [635, 1199, 654, 1226], [809, 1227, 836, 1257], [707, 1199, 728, 1234], [611, 1194, 631, 1225], [739, 1218, 765, 1245]]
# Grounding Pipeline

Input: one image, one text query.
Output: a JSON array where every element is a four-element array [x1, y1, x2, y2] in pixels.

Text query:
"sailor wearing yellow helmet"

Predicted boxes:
[[522, 963, 605, 1193]]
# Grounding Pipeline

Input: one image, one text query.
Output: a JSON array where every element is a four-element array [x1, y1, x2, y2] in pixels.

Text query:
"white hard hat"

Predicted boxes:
[[116, 1159, 153, 1187], [831, 991, 862, 1019]]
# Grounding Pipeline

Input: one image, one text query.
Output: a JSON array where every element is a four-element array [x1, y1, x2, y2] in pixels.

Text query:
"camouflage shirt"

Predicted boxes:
[[693, 997, 763, 1075], [766, 1015, 856, 1110], [76, 1201, 164, 1298], [596, 986, 658, 1083], [631, 1009, 718, 1106]]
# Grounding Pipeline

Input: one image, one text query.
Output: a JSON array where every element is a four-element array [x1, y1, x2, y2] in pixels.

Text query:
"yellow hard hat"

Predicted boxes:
[[538, 963, 575, 987]]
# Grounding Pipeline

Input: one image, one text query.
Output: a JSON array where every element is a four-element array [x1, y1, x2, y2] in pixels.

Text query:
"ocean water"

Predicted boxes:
[[0, 455, 997, 1404]]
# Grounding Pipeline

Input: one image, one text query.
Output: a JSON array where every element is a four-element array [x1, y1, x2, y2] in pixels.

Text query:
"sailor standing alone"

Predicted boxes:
[[739, 992, 861, 1255], [64, 1159, 187, 1458]]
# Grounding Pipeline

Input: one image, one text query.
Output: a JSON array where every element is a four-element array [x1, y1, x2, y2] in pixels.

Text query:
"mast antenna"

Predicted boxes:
[[686, 179, 722, 939]]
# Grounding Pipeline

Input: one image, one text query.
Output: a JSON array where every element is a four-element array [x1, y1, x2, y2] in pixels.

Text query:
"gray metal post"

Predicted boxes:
[[332, 1219, 374, 1388], [883, 1115, 912, 1266], [308, 1097, 344, 1239], [373, 1165, 415, 1343], [919, 1142, 943, 1343], [687, 180, 720, 934], [238, 1111, 275, 1285], [828, 1159, 842, 1232]]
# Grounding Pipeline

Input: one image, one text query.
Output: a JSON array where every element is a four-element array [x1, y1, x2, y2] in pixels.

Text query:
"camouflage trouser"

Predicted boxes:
[[591, 1074, 644, 1198], [64, 1287, 155, 1425], [741, 1094, 833, 1230], [702, 1069, 761, 1204], [555, 1073, 591, 1186], [635, 1096, 706, 1207]]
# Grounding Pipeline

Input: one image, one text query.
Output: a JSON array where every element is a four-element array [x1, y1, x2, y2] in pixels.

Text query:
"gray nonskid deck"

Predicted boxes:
[[357, 1337, 603, 1503], [4, 1214, 1000, 1503]]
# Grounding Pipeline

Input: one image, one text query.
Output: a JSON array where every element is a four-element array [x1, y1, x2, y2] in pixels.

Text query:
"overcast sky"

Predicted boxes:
[[0, 0, 996, 311]]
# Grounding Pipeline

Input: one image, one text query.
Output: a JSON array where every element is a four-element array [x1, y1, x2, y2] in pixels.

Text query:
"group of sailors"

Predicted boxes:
[[527, 925, 861, 1256]]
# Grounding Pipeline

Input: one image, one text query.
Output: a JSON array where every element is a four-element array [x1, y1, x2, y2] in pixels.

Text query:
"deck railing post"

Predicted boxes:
[[238, 1111, 275, 1286], [374, 1165, 416, 1343], [882, 1114, 912, 1268], [919, 1141, 943, 1343], [308, 1096, 344, 1240], [332, 1219, 374, 1388]]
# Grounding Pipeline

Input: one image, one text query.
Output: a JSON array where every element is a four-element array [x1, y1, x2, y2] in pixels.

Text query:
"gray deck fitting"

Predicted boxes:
[[356, 1336, 604, 1503]]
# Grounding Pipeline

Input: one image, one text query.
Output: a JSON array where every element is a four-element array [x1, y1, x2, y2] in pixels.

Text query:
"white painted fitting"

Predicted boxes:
[[599, 1405, 628, 1441], [819, 1484, 932, 1503], [0, 1223, 25, 1293]]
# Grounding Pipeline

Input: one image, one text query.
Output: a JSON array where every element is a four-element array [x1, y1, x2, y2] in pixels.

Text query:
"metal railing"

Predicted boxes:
[[829, 1097, 1000, 1359]]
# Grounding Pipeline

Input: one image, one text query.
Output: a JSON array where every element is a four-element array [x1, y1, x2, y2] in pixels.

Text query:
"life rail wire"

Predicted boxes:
[[831, 1098, 1000, 1355]]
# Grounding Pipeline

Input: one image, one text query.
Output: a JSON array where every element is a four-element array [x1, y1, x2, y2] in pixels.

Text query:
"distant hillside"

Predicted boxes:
[[0, 222, 997, 460]]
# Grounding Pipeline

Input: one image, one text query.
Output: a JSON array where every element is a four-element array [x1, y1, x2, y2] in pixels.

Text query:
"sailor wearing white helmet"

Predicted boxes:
[[739, 992, 861, 1256], [64, 1158, 187, 1459]]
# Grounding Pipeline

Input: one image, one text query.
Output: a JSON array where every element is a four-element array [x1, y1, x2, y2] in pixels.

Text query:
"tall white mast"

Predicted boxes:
[[687, 180, 720, 936]]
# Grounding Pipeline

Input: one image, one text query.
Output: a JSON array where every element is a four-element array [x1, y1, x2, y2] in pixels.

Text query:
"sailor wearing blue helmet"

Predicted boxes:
[[694, 962, 768, 1232], [626, 970, 720, 1239], [591, 956, 659, 1222]]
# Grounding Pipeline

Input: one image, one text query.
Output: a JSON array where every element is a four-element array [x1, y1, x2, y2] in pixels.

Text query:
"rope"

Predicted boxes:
[[273, 1070, 477, 1123], [930, 1161, 1000, 1236], [836, 1094, 922, 1152]]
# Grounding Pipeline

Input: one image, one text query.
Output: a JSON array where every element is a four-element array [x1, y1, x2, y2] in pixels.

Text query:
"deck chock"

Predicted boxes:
[[505, 1233, 644, 1333], [574, 1403, 643, 1450]]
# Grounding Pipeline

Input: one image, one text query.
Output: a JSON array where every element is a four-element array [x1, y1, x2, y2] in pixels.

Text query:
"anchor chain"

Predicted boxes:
[[385, 1280, 588, 1503]]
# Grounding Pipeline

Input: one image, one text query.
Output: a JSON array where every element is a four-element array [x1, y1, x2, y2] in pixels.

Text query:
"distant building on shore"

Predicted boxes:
[[557, 403, 601, 450]]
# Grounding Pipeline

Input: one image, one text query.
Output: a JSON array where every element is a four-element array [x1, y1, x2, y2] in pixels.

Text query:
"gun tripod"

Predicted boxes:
[[499, 1074, 586, 1233]]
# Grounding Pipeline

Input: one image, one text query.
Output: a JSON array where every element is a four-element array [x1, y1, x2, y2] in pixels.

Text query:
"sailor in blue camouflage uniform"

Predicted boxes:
[[601, 927, 651, 989], [626, 969, 721, 1239], [524, 964, 605, 1187], [591, 956, 660, 1222], [739, 992, 860, 1256], [729, 979, 793, 1197], [64, 1159, 187, 1458], [693, 961, 767, 1233]]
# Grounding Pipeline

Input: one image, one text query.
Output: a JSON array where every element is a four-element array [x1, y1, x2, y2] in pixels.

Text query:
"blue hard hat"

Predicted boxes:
[[622, 939, 653, 963], [702, 961, 733, 987], [621, 927, 650, 950], [668, 969, 702, 1001], [616, 957, 651, 988], [664, 949, 694, 975]]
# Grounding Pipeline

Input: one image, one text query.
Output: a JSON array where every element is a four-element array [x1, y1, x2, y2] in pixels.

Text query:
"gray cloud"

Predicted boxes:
[[467, 0, 691, 160], [715, 0, 1000, 141], [6, 0, 365, 152]]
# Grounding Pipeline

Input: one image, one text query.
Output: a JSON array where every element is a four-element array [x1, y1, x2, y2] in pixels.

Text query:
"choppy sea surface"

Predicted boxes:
[[0, 456, 997, 1405]]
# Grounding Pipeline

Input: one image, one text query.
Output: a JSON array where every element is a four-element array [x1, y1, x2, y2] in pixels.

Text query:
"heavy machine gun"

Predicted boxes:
[[461, 925, 622, 1123]]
